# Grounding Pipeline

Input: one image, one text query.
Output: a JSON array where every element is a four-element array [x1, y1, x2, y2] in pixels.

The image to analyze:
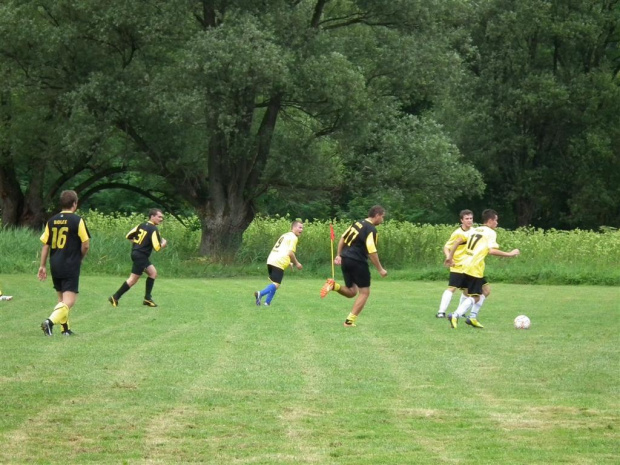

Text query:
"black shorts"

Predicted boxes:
[[447, 272, 466, 289], [341, 257, 371, 288], [52, 275, 80, 293], [462, 274, 488, 296], [267, 265, 284, 284], [131, 252, 152, 275]]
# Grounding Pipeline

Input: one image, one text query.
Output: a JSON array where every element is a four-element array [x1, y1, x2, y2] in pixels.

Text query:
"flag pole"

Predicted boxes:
[[330, 223, 335, 280]]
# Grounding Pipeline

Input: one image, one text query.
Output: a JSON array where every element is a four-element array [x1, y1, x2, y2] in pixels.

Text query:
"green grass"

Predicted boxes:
[[1, 275, 618, 464]]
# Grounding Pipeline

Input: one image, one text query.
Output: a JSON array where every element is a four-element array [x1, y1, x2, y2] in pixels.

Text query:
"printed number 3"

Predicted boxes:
[[134, 230, 147, 245]]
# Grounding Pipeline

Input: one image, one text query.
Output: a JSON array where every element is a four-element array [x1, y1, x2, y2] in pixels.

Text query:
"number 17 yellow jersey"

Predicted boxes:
[[461, 225, 498, 278]]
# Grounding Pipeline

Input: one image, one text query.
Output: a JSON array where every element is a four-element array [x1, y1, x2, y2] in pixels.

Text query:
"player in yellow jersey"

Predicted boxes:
[[38, 190, 91, 336], [320, 205, 387, 327], [436, 209, 474, 318], [254, 220, 303, 306], [444, 209, 520, 329]]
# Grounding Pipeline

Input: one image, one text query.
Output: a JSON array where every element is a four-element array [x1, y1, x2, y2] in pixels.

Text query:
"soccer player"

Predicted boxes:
[[38, 190, 91, 336], [444, 209, 520, 329], [254, 220, 303, 306], [108, 208, 167, 308], [0, 290, 13, 301], [436, 209, 474, 318], [320, 205, 388, 327]]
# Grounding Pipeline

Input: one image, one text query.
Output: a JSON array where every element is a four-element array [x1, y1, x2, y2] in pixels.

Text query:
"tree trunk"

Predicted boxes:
[[0, 162, 24, 227], [515, 197, 535, 227], [197, 197, 254, 259]]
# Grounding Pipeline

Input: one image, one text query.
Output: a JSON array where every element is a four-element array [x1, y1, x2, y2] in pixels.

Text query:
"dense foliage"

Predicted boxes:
[[0, 1, 618, 257], [3, 213, 617, 285]]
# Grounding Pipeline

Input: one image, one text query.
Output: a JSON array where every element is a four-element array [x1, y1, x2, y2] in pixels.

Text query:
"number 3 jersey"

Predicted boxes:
[[461, 225, 499, 278], [126, 221, 163, 257], [40, 210, 91, 278]]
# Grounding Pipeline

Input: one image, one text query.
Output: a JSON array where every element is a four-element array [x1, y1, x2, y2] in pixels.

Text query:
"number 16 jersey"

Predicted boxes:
[[40, 210, 91, 278]]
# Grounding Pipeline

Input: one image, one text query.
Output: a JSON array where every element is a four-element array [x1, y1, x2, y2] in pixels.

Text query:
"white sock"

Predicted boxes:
[[454, 297, 474, 317], [470, 295, 486, 319], [438, 290, 453, 314], [459, 293, 468, 305]]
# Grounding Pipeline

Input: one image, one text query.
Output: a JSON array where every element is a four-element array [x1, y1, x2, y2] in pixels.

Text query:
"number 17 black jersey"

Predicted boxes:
[[340, 219, 378, 263]]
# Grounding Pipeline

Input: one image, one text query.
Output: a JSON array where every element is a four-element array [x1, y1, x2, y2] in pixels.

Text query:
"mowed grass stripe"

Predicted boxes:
[[0, 276, 618, 464]]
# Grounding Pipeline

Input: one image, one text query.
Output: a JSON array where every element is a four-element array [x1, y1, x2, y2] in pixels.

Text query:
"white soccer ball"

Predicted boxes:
[[514, 315, 531, 329]]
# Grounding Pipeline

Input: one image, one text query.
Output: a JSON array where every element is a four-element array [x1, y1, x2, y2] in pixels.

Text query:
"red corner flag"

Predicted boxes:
[[330, 223, 335, 241]]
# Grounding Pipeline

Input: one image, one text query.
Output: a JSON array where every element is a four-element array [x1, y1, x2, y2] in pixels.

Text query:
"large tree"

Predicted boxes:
[[2, 0, 482, 253], [439, 0, 620, 229]]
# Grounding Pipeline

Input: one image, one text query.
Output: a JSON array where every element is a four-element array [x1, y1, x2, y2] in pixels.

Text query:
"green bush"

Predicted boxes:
[[0, 213, 617, 284]]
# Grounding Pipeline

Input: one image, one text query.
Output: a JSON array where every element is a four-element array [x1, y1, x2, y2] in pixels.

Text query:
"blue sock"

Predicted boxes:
[[265, 287, 277, 305], [259, 283, 276, 299]]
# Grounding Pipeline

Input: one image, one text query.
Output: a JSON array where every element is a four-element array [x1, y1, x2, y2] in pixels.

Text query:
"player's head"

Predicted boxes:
[[149, 208, 164, 225], [368, 205, 386, 225], [459, 209, 474, 228], [291, 220, 304, 236], [481, 209, 499, 227], [59, 190, 78, 210]]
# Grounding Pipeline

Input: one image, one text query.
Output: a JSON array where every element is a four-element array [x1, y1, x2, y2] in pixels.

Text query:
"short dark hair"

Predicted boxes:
[[291, 220, 302, 228], [459, 209, 473, 219], [481, 209, 498, 223], [59, 190, 78, 209], [148, 208, 163, 218], [368, 205, 385, 218]]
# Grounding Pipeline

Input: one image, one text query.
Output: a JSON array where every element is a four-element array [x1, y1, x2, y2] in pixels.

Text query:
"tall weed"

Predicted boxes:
[[0, 213, 617, 284]]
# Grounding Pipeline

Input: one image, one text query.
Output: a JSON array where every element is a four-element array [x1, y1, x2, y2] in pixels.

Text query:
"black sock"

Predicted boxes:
[[114, 281, 131, 300], [145, 277, 155, 300]]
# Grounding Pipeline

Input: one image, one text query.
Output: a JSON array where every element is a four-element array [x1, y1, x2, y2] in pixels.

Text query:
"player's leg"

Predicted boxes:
[[255, 266, 278, 306], [263, 267, 284, 306], [467, 281, 489, 328], [42, 279, 74, 336], [437, 286, 456, 318], [59, 289, 78, 335], [344, 287, 370, 327], [343, 260, 372, 326], [110, 272, 140, 307], [142, 265, 158, 307]]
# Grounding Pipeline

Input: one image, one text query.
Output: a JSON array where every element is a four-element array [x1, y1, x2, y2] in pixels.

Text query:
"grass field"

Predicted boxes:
[[0, 275, 618, 464]]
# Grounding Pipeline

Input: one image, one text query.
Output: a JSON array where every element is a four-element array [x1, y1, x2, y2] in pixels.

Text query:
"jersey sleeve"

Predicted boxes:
[[365, 231, 378, 254], [151, 230, 162, 251], [40, 223, 51, 245], [487, 229, 499, 249], [78, 219, 91, 243], [126, 225, 140, 240]]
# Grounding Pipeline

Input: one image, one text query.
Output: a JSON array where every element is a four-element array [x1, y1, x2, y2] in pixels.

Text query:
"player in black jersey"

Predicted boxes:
[[108, 209, 167, 307], [320, 205, 388, 327], [38, 190, 91, 336]]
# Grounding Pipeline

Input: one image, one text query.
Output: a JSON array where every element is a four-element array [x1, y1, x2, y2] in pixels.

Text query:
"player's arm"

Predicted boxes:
[[81, 240, 90, 260], [444, 238, 466, 266], [489, 248, 520, 257], [79, 219, 90, 260], [369, 252, 387, 277], [334, 236, 345, 266], [38, 244, 49, 281], [126, 225, 140, 241], [288, 251, 302, 270]]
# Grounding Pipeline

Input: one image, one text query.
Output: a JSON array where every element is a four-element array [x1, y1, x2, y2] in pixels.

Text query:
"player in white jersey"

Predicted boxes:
[[444, 209, 520, 329], [254, 220, 303, 306]]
